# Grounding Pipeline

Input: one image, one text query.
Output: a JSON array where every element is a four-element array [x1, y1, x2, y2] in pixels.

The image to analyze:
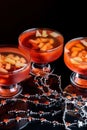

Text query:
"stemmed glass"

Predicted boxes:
[[64, 37, 87, 97], [18, 28, 64, 129], [0, 45, 31, 98], [18, 28, 64, 77]]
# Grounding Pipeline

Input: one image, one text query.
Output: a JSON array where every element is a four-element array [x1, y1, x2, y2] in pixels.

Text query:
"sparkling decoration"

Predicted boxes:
[[0, 74, 87, 130]]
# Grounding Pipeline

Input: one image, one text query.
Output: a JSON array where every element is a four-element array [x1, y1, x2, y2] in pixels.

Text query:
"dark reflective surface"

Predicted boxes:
[[0, 1, 87, 130], [0, 57, 87, 130]]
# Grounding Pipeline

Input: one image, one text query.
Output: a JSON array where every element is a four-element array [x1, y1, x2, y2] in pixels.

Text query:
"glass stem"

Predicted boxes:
[[0, 84, 22, 98], [30, 62, 51, 76], [70, 72, 87, 89]]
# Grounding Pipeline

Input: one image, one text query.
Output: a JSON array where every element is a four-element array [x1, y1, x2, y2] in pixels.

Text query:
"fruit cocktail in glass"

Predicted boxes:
[[64, 37, 87, 91], [18, 28, 64, 76], [0, 45, 31, 98]]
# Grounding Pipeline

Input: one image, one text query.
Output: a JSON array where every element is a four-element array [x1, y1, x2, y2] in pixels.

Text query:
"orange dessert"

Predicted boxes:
[[64, 37, 87, 75], [0, 47, 31, 97], [18, 28, 64, 64], [0, 48, 30, 86], [64, 37, 87, 89]]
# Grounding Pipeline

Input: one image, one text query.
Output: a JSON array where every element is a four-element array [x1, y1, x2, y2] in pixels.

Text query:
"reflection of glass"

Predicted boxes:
[[64, 37, 87, 95], [18, 28, 64, 76], [0, 46, 31, 98]]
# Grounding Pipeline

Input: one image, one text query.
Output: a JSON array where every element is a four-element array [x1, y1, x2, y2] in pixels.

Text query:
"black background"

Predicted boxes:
[[0, 0, 87, 44], [0, 0, 87, 130]]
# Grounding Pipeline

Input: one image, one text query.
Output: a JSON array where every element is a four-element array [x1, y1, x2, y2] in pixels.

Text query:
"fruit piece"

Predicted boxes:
[[81, 40, 87, 47], [38, 42, 44, 48], [36, 38, 42, 43], [40, 43, 53, 51], [42, 30, 48, 37], [20, 57, 26, 63], [73, 57, 82, 62], [71, 47, 82, 52], [0, 68, 8, 73], [15, 62, 26, 68], [5, 63, 11, 70], [7, 54, 14, 59], [40, 38, 49, 43], [14, 56, 20, 61], [50, 32, 60, 37], [49, 38, 54, 44], [79, 65, 87, 69], [28, 39, 39, 49], [36, 30, 42, 37], [29, 39, 39, 45], [70, 58, 78, 64], [0, 53, 27, 72], [5, 57, 15, 65], [75, 43, 85, 49], [71, 51, 78, 57], [78, 50, 87, 58]]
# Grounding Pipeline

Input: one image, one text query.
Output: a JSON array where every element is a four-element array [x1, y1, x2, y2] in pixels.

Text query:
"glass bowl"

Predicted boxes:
[[18, 28, 64, 76], [0, 45, 31, 98]]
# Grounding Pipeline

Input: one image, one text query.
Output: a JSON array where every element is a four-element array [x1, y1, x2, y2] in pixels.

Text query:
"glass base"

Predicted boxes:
[[70, 72, 87, 90], [30, 62, 53, 76], [0, 84, 22, 98], [64, 84, 87, 97], [0, 83, 29, 130]]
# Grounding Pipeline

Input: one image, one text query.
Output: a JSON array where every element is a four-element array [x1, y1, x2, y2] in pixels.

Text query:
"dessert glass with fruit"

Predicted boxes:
[[0, 45, 31, 98], [64, 37, 87, 96], [18, 28, 64, 76]]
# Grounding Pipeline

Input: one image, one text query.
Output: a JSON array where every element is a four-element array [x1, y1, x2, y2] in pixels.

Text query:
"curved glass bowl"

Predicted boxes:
[[18, 28, 64, 76], [0, 45, 31, 98], [64, 37, 87, 89]]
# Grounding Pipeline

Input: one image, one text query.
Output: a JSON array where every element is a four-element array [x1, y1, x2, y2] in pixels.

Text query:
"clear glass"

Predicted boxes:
[[18, 28, 64, 77], [64, 37, 87, 95], [0, 45, 31, 98]]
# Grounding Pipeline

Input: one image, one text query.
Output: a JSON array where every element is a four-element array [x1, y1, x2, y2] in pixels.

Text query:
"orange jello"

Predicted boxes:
[[64, 37, 87, 76], [18, 28, 64, 64], [0, 47, 30, 86]]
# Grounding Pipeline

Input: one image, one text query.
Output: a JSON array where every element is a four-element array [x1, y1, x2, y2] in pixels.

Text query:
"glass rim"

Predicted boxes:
[[64, 37, 87, 65], [18, 27, 64, 53], [0, 45, 31, 75]]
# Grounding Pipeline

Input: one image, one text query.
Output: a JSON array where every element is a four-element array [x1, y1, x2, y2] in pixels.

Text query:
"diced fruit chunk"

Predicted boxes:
[[28, 37, 54, 51], [0, 53, 27, 73]]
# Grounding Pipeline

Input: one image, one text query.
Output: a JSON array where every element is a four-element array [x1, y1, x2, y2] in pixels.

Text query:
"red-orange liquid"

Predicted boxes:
[[64, 37, 87, 88], [0, 49, 30, 86], [64, 37, 87, 75], [19, 28, 64, 63]]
